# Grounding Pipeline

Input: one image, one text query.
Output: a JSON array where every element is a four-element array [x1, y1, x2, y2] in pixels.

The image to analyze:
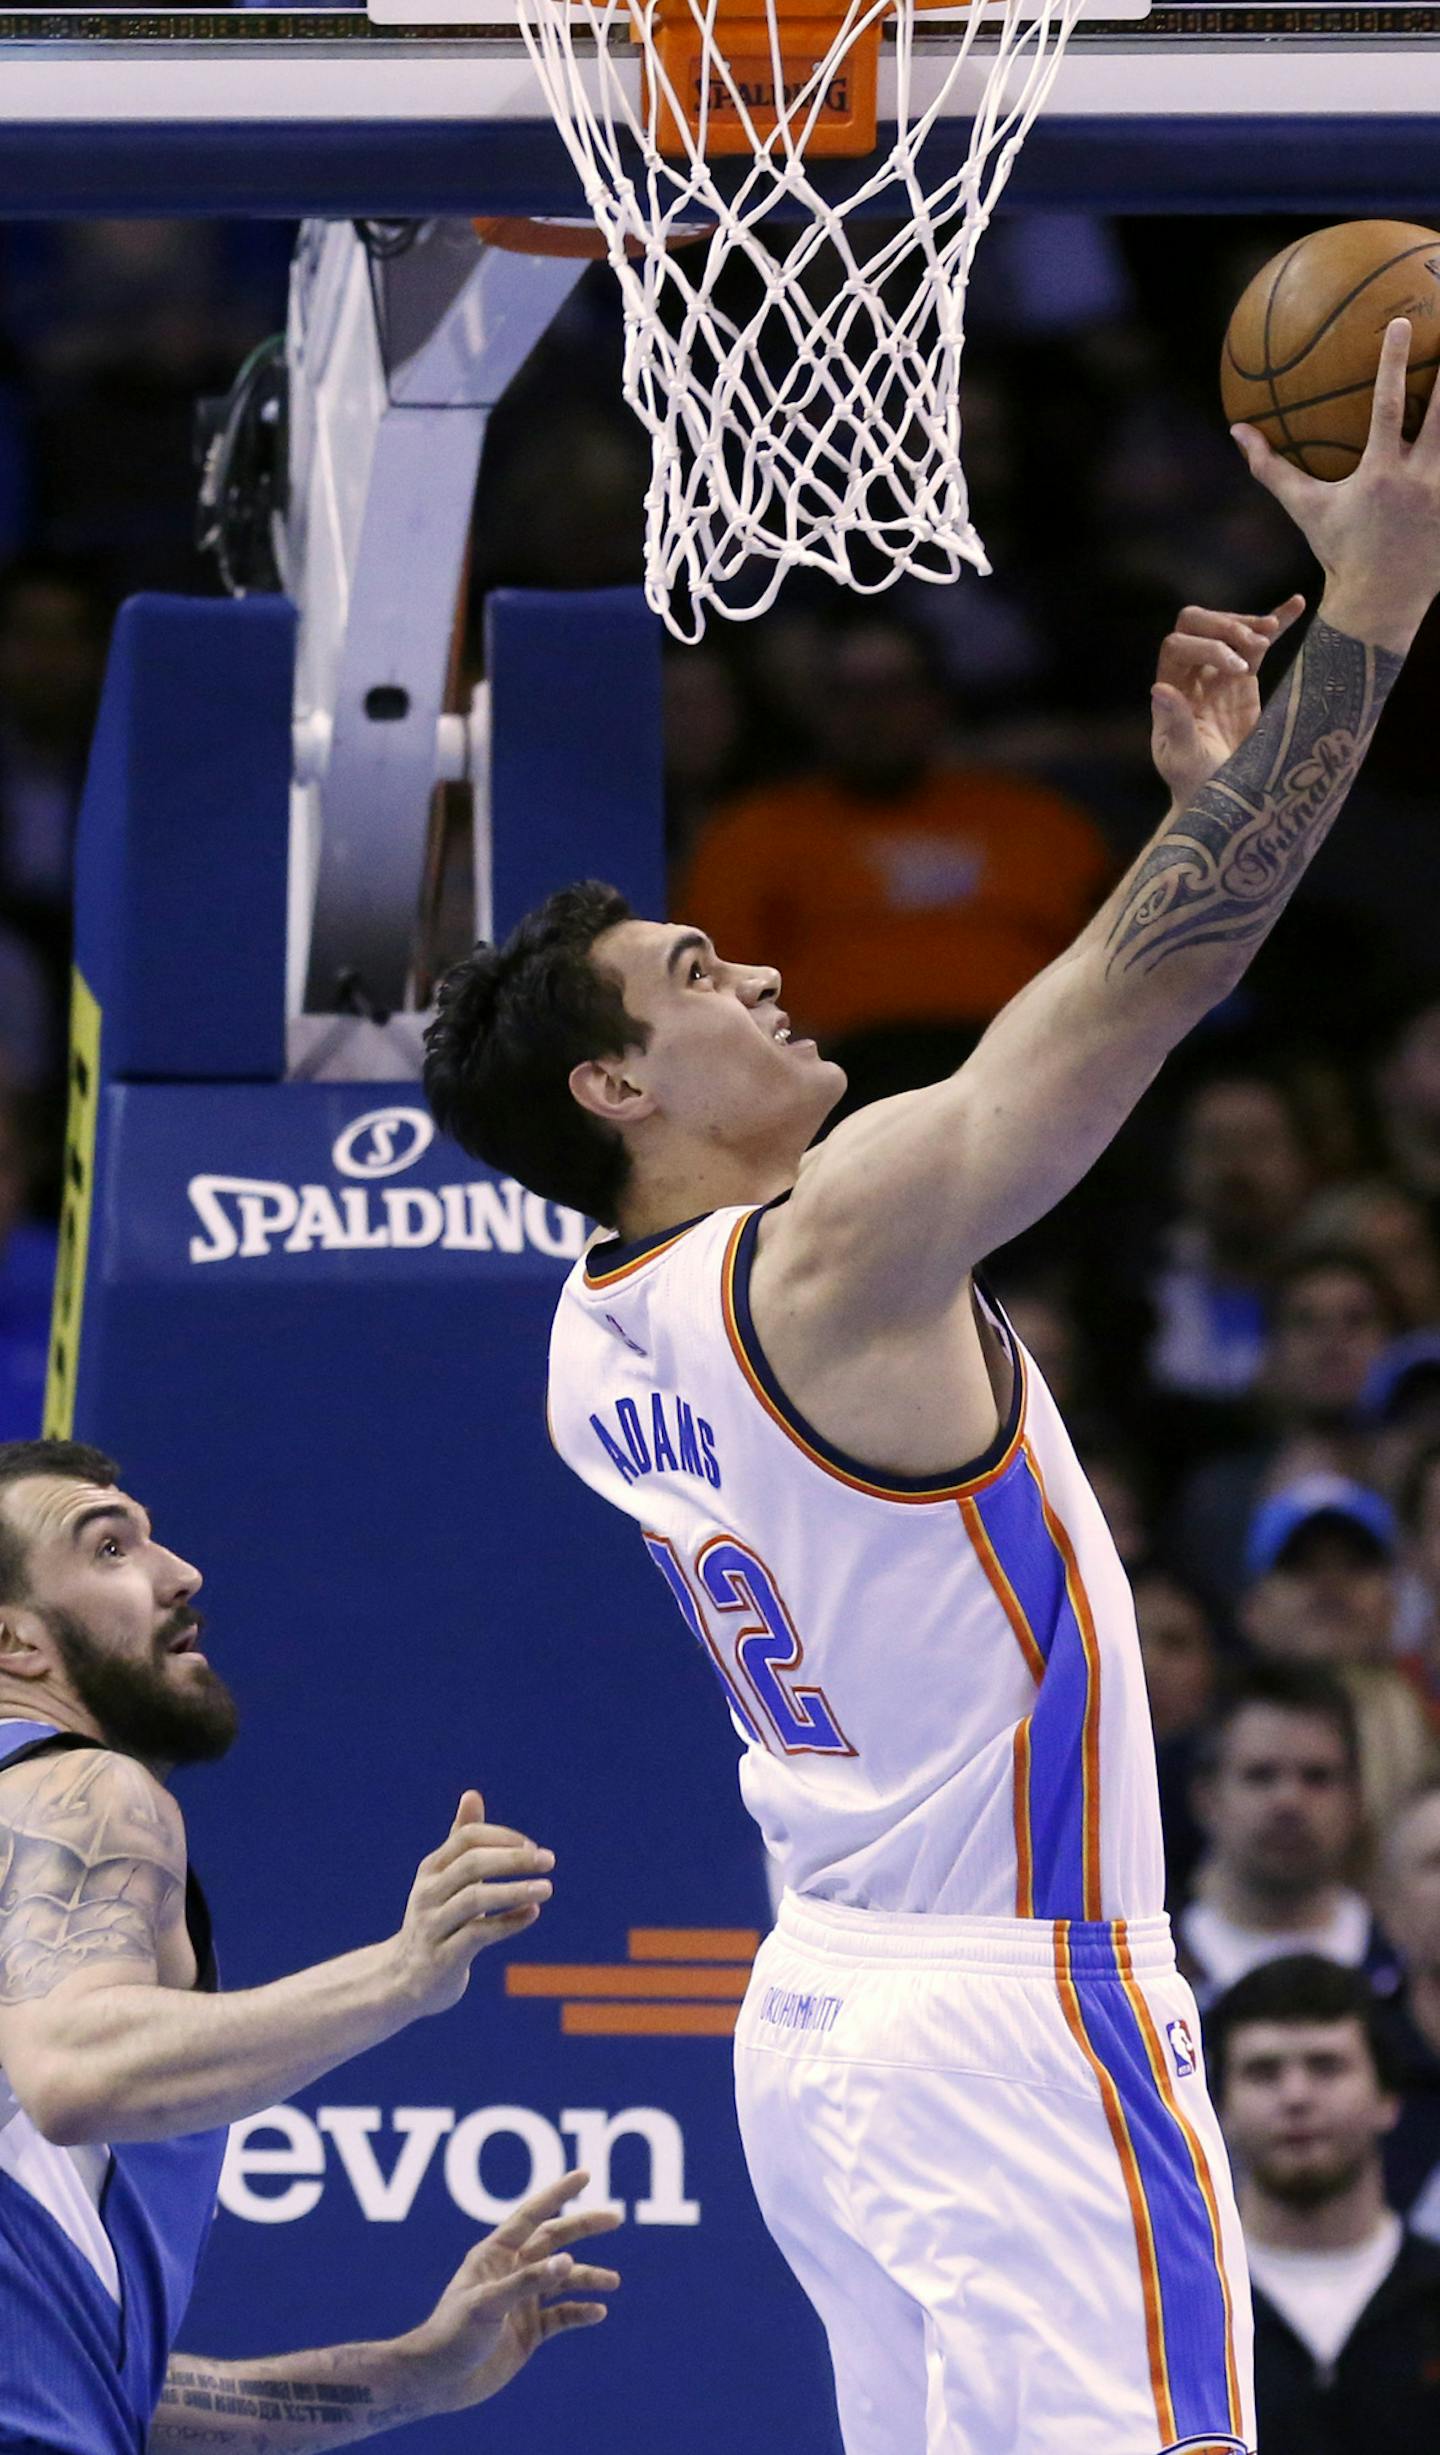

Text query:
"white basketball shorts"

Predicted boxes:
[[733, 1895, 1254, 2455]]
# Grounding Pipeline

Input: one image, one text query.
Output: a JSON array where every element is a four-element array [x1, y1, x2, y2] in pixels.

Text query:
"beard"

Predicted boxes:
[[44, 1602, 239, 1767], [1249, 2141, 1373, 2210]]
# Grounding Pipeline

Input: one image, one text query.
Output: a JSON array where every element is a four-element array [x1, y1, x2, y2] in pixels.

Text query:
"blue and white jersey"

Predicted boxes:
[[548, 1199, 1166, 1921], [0, 1721, 228, 2455]]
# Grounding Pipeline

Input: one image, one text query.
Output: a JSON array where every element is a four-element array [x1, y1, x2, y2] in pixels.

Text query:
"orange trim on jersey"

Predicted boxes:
[[1025, 1443, 1104, 1921], [1114, 1927, 1246, 2439], [958, 1494, 1047, 1685], [1053, 1922, 1176, 2448], [583, 1222, 704, 1290], [1012, 1719, 1035, 1918], [720, 1216, 1029, 1504]]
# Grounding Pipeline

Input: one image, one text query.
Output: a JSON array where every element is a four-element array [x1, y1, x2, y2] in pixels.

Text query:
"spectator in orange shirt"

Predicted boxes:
[[675, 613, 1112, 1102]]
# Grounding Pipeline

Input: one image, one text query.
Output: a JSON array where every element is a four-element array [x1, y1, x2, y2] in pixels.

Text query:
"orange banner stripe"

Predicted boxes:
[[507, 1965, 750, 1999], [629, 1928, 760, 1961], [563, 2002, 740, 2037]]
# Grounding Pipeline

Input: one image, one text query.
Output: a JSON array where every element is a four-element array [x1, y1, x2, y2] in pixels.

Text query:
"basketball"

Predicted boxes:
[[1221, 218, 1440, 479]]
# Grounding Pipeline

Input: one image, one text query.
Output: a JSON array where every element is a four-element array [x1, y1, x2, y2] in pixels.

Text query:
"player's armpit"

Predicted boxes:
[[767, 952, 1157, 1331], [0, 1749, 183, 2111]]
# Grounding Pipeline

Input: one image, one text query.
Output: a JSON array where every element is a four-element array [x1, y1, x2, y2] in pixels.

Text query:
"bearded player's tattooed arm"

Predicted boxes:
[[0, 1757, 553, 2147], [0, 1746, 196, 2140], [0, 1748, 182, 2000], [150, 2351, 426, 2455]]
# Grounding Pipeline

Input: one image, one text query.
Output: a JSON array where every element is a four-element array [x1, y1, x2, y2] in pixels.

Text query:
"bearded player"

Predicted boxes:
[[424, 328, 1440, 2453]]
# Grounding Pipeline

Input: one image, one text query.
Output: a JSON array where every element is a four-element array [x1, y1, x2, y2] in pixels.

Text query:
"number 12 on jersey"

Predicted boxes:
[[644, 1531, 854, 1758]]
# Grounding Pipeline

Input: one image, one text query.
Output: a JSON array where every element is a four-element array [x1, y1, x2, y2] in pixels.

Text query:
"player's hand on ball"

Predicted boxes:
[[1150, 596, 1306, 808], [392, 1789, 554, 2015], [399, 2169, 620, 2409], [1232, 317, 1440, 648]]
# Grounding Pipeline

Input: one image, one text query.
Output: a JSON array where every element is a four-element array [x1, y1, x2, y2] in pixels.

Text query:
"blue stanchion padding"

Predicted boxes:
[[487, 589, 666, 939], [75, 596, 293, 1082]]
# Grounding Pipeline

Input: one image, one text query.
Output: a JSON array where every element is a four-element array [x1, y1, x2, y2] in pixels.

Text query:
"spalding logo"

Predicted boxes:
[[186, 1103, 586, 1264], [332, 1107, 435, 1181]]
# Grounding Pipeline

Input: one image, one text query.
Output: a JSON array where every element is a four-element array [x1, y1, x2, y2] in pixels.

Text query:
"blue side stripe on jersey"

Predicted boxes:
[[1074, 1940, 1238, 2447], [971, 1453, 1091, 1921]]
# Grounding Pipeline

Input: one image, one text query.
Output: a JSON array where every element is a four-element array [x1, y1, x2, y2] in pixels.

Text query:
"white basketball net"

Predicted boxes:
[[515, 0, 1083, 637]]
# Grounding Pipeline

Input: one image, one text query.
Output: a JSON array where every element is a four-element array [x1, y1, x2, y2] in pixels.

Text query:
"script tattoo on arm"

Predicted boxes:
[[1105, 617, 1404, 981], [0, 1751, 182, 2002], [153, 2358, 423, 2455]]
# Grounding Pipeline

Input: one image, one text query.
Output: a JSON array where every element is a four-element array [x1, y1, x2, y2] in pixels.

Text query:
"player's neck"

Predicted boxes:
[[1242, 2160, 1392, 2254], [0, 1682, 99, 1742], [615, 1145, 799, 1244]]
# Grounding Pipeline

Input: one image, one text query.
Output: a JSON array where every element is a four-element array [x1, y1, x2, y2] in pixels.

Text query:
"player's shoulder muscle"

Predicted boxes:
[[760, 1078, 978, 1328], [0, 1747, 185, 2004]]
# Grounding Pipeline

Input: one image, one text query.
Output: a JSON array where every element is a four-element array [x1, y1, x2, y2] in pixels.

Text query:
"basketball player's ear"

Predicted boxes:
[[0, 1605, 54, 1684], [568, 1055, 658, 1130]]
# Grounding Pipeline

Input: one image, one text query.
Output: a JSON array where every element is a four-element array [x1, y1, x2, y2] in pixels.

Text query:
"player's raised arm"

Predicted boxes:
[[776, 317, 1440, 1318]]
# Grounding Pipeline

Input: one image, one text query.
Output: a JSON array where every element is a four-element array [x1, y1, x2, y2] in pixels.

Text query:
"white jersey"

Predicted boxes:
[[548, 1198, 1165, 1921]]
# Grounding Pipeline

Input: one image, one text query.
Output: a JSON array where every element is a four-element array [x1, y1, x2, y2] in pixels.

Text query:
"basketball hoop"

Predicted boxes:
[[512, 0, 1085, 637]]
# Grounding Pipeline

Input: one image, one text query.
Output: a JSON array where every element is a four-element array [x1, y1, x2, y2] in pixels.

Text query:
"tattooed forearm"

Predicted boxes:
[[153, 2357, 425, 2455], [0, 1751, 181, 2001], [1105, 617, 1404, 981]]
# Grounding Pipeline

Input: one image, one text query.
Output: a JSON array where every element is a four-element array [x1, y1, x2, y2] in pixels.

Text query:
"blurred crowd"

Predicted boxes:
[[4, 208, 1440, 2447]]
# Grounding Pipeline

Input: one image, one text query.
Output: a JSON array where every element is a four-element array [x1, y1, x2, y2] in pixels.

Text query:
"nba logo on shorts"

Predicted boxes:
[[1166, 2016, 1197, 2078]]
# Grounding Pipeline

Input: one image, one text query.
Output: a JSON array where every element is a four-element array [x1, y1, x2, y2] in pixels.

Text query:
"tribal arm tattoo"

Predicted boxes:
[[0, 1750, 182, 2002], [1104, 617, 1404, 983], [152, 2352, 427, 2455]]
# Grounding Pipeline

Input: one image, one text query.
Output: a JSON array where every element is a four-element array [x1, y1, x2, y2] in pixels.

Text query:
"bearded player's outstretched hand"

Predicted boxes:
[[1150, 596, 1306, 810], [398, 2169, 621, 2410]]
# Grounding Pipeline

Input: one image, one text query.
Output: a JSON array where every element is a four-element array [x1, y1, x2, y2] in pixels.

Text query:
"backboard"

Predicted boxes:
[[2, 6, 1440, 216]]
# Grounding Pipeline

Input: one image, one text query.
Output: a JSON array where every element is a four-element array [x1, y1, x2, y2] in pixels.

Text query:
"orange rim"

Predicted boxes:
[[473, 215, 715, 261]]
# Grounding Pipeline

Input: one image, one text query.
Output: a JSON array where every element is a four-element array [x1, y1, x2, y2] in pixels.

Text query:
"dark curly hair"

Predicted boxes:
[[423, 882, 647, 1227], [1206, 1952, 1400, 2101]]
